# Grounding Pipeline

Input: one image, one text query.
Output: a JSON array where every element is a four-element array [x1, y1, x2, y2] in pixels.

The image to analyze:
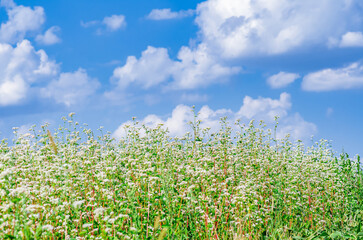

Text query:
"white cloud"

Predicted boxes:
[[107, 45, 240, 93], [113, 93, 317, 142], [340, 31, 363, 47], [41, 68, 100, 106], [1, 0, 15, 9], [194, 0, 361, 58], [171, 44, 241, 89], [80, 20, 98, 28], [0, 40, 59, 106], [302, 62, 363, 91], [110, 46, 175, 89], [276, 113, 317, 141], [81, 14, 126, 34], [35, 26, 61, 45], [102, 14, 126, 31], [267, 72, 300, 89], [236, 92, 291, 122], [147, 8, 195, 20], [0, 2, 45, 44], [109, 0, 362, 93], [0, 2, 98, 107], [0, 75, 27, 106]]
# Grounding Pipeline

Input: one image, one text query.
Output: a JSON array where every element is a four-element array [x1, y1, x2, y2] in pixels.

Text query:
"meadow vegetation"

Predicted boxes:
[[0, 113, 362, 239]]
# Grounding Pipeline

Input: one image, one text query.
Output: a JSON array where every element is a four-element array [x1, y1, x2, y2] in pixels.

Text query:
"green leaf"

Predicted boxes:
[[330, 231, 343, 239], [4, 234, 16, 240]]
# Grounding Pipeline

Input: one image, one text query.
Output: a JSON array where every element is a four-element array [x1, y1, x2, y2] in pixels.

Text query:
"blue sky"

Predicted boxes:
[[0, 0, 363, 157]]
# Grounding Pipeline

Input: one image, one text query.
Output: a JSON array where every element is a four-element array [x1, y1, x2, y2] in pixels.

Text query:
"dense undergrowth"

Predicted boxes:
[[0, 114, 362, 239]]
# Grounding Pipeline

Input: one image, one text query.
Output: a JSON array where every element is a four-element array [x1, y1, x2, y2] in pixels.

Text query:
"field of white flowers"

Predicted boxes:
[[0, 114, 362, 239]]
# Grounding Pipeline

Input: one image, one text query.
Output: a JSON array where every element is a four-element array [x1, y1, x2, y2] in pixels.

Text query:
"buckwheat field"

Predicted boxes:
[[0, 114, 362, 239]]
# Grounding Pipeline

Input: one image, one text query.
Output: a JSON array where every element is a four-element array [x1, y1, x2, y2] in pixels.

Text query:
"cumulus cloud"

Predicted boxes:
[[110, 46, 175, 89], [41, 68, 100, 106], [113, 93, 317, 142], [0, 1, 98, 107], [81, 14, 126, 34], [110, 0, 362, 92], [236, 93, 291, 122], [102, 15, 126, 31], [171, 44, 241, 89], [267, 72, 300, 89], [0, 1, 45, 43], [302, 62, 363, 91], [107, 45, 240, 94], [0, 40, 59, 106], [35, 26, 61, 45], [147, 8, 195, 20], [194, 0, 361, 58], [340, 32, 363, 47]]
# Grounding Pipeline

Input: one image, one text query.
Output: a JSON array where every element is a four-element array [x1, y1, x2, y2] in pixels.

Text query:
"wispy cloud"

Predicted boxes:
[[81, 14, 126, 34], [41, 68, 100, 107], [146, 8, 194, 20], [267, 72, 300, 89], [326, 107, 334, 117], [302, 62, 363, 91], [180, 93, 208, 103], [80, 20, 98, 28]]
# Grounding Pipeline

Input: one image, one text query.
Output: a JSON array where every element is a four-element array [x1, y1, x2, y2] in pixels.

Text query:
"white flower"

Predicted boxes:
[[42, 224, 54, 232], [0, 169, 12, 179], [25, 205, 44, 212], [94, 207, 105, 218], [0, 189, 6, 197], [83, 223, 93, 228], [72, 200, 85, 209]]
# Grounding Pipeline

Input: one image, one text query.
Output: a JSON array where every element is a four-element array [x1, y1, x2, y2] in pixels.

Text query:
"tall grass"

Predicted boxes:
[[0, 114, 362, 239]]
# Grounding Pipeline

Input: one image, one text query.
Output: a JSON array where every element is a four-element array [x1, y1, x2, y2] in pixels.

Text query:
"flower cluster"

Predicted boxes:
[[0, 116, 362, 239]]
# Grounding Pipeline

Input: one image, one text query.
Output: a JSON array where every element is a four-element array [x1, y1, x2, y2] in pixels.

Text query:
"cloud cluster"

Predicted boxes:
[[0, 40, 58, 106], [147, 8, 195, 20], [107, 45, 240, 96], [113, 93, 316, 142], [111, 0, 363, 93], [0, 0, 45, 44], [0, 1, 100, 107], [195, 0, 361, 58]]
